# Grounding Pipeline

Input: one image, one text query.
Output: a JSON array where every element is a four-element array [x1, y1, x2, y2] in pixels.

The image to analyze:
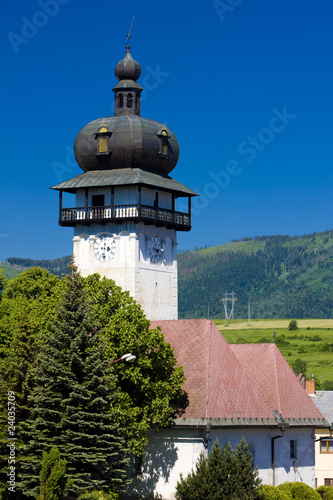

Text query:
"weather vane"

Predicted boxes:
[[126, 16, 135, 45]]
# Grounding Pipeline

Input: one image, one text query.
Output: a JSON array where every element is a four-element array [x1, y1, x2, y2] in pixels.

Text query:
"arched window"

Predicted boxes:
[[119, 94, 123, 108], [127, 93, 133, 108]]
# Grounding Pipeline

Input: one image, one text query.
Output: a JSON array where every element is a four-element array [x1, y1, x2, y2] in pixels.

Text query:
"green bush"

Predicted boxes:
[[288, 320, 298, 331], [277, 482, 321, 500], [322, 380, 333, 390], [78, 491, 119, 500], [316, 485, 333, 499], [258, 484, 292, 499]]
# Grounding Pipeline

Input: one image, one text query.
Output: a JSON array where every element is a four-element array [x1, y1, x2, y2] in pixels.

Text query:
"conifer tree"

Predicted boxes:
[[39, 447, 67, 500], [0, 314, 39, 498], [21, 266, 129, 498], [176, 438, 261, 500]]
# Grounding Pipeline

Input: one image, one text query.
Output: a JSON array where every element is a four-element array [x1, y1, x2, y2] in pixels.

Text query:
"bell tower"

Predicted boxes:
[[51, 45, 197, 321]]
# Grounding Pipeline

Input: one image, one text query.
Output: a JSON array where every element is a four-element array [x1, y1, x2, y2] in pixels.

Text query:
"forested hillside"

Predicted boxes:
[[178, 231, 333, 319], [3, 256, 71, 277], [2, 230, 333, 320]]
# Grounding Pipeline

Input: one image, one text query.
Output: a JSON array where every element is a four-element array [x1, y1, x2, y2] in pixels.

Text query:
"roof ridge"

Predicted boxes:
[[272, 344, 282, 413], [205, 320, 213, 418]]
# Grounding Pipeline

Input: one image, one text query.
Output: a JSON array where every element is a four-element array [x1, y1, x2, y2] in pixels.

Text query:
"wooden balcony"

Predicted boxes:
[[59, 204, 191, 231]]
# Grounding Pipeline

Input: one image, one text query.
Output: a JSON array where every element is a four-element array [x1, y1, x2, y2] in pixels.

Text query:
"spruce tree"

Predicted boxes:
[[0, 314, 39, 498], [176, 438, 261, 500], [21, 266, 129, 498]]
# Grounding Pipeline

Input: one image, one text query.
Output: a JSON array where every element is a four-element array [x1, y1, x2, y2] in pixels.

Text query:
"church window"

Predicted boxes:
[[127, 93, 133, 108], [119, 93, 123, 108]]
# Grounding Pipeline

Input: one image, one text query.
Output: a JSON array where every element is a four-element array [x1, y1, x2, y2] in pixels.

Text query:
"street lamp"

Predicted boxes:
[[110, 353, 136, 364]]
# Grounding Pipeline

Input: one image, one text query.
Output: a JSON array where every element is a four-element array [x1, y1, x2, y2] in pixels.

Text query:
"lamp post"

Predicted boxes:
[[110, 353, 136, 364]]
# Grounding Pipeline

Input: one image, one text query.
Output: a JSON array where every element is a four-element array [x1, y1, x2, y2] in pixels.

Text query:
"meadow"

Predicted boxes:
[[215, 319, 333, 386]]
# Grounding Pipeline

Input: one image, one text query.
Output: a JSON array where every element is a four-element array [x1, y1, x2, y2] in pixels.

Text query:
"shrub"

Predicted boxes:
[[322, 380, 333, 391], [288, 320, 298, 331], [316, 485, 333, 500], [78, 491, 119, 500], [258, 484, 292, 499], [277, 482, 321, 500]]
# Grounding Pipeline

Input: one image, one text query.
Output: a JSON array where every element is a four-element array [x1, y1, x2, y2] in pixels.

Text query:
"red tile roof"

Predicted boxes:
[[150, 319, 273, 419], [150, 319, 326, 424], [230, 343, 324, 420]]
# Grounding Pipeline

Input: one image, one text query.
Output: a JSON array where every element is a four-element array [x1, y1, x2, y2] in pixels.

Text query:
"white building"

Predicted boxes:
[[127, 320, 329, 499]]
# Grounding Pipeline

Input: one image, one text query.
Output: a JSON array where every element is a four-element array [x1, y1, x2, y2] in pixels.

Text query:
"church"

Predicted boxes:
[[51, 44, 329, 499]]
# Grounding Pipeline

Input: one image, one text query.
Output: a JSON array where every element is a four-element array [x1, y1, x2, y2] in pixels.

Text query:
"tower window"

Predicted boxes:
[[119, 93, 124, 108], [157, 126, 169, 158], [95, 122, 112, 156], [127, 93, 133, 108], [99, 137, 108, 153]]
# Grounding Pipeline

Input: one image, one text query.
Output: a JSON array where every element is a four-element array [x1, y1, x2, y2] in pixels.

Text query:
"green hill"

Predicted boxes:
[[1, 256, 71, 278], [2, 230, 333, 320], [178, 230, 333, 319]]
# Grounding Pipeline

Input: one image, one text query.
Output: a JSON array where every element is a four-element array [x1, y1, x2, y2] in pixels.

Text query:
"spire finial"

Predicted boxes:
[[126, 16, 135, 45]]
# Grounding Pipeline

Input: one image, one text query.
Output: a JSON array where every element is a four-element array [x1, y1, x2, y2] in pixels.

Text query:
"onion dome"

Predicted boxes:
[[73, 46, 179, 175], [115, 45, 141, 81]]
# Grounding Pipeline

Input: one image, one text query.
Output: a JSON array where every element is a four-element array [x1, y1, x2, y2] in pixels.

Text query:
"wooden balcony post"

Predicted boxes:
[[172, 193, 175, 223], [111, 186, 114, 219], [85, 188, 88, 221], [138, 185, 141, 218], [59, 191, 63, 222]]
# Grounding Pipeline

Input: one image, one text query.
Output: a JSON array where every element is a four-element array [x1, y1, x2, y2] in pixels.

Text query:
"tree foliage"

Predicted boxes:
[[0, 267, 185, 496], [20, 267, 129, 497], [39, 447, 67, 500], [288, 320, 298, 331], [0, 268, 5, 296], [291, 358, 307, 377], [83, 274, 185, 456], [178, 231, 333, 319], [175, 438, 261, 500]]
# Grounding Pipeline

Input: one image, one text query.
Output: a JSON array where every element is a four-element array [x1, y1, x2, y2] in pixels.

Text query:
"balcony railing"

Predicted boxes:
[[60, 204, 190, 229]]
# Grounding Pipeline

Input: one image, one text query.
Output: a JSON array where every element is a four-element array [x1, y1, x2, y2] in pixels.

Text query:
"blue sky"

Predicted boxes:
[[1, 0, 332, 261]]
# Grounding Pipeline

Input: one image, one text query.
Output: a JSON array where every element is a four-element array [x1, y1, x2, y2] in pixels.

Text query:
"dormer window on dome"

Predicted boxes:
[[95, 122, 112, 156], [157, 126, 170, 158]]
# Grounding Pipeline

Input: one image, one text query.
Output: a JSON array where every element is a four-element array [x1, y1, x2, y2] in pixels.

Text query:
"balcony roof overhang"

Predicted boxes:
[[50, 168, 198, 198]]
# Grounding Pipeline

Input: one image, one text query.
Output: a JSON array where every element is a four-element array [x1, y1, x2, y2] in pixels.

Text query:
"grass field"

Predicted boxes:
[[214, 319, 333, 386]]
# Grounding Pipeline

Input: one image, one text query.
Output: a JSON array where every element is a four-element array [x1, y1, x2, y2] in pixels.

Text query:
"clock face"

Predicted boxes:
[[148, 235, 163, 263], [93, 234, 116, 262]]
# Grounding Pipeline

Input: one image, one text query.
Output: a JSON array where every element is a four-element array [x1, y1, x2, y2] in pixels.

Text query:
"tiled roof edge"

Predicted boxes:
[[172, 417, 330, 428]]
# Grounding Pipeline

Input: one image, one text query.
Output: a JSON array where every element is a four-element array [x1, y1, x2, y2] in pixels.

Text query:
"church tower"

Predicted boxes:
[[51, 45, 197, 321]]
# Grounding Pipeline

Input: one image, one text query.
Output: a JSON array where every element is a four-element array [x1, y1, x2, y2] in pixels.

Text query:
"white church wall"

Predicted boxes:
[[127, 426, 316, 499]]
